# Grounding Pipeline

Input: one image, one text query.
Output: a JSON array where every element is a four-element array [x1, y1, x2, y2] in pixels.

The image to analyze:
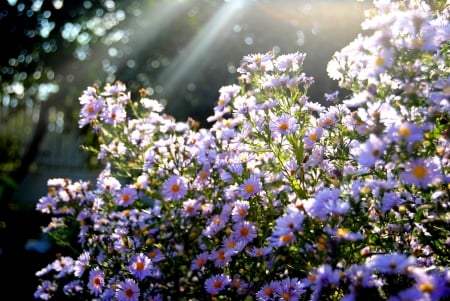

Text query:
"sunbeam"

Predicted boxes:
[[114, 1, 191, 75], [155, 0, 249, 103]]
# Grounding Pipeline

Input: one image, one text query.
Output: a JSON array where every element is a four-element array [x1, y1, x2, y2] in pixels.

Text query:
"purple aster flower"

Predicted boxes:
[[274, 277, 305, 301], [357, 134, 386, 167], [204, 274, 231, 295], [73, 251, 90, 278], [307, 264, 341, 290], [63, 280, 84, 296], [365, 47, 395, 77], [101, 81, 127, 95], [115, 185, 138, 207], [36, 195, 57, 214], [247, 246, 272, 257], [257, 280, 280, 301], [325, 227, 363, 241], [261, 74, 288, 88], [79, 86, 98, 104], [140, 97, 164, 112], [381, 191, 403, 213], [387, 122, 424, 144], [98, 174, 121, 193], [210, 248, 232, 268], [219, 84, 241, 100], [161, 174, 188, 201], [34, 280, 57, 300], [222, 235, 246, 255], [117, 279, 140, 301], [365, 253, 416, 274], [303, 187, 348, 219], [147, 248, 165, 263], [128, 253, 153, 280], [52, 256, 74, 278], [231, 200, 250, 221], [87, 267, 105, 296], [400, 158, 441, 188], [240, 52, 274, 72], [273, 207, 305, 234], [239, 175, 263, 199], [410, 268, 450, 300], [215, 84, 240, 110], [269, 114, 299, 136], [389, 287, 427, 301], [324, 90, 339, 102], [275, 52, 306, 72], [318, 112, 337, 128], [203, 214, 227, 237], [303, 127, 323, 149], [101, 103, 126, 125], [268, 230, 296, 247], [190, 251, 209, 271], [147, 294, 163, 301], [79, 96, 104, 127], [182, 199, 201, 217], [232, 221, 257, 244]]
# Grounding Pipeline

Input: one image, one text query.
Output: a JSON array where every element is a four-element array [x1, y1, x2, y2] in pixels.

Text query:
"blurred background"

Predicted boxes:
[[0, 0, 371, 299]]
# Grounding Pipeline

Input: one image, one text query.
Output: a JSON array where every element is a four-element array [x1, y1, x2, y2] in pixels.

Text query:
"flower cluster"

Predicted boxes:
[[34, 1, 449, 300]]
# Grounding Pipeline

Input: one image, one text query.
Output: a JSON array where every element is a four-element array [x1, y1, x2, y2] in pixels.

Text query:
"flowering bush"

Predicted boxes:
[[34, 1, 450, 300]]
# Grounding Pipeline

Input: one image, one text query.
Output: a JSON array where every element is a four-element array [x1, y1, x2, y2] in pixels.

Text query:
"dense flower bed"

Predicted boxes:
[[34, 1, 449, 300]]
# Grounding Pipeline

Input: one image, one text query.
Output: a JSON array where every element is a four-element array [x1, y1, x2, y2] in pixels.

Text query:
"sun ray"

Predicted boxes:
[[155, 0, 248, 102]]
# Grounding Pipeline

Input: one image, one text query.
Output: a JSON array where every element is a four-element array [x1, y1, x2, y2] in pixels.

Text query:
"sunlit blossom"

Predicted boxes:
[[204, 274, 231, 295], [239, 175, 262, 199], [161, 174, 188, 200], [87, 268, 105, 296], [128, 253, 153, 280], [116, 279, 140, 301], [269, 114, 299, 136], [400, 158, 441, 188]]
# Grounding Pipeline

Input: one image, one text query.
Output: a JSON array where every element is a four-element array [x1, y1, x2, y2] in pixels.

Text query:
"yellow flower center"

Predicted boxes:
[[227, 241, 236, 248], [308, 274, 317, 282], [278, 122, 289, 131], [375, 56, 385, 67], [264, 287, 273, 296], [337, 228, 348, 238], [412, 165, 427, 179], [214, 280, 223, 289], [280, 233, 293, 243], [413, 38, 423, 48], [171, 184, 180, 193], [121, 194, 130, 203], [240, 227, 249, 237], [245, 184, 255, 194], [310, 132, 318, 142], [135, 261, 144, 271], [125, 288, 134, 298], [398, 124, 411, 137], [196, 258, 205, 267], [199, 171, 208, 180], [419, 282, 434, 294]]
